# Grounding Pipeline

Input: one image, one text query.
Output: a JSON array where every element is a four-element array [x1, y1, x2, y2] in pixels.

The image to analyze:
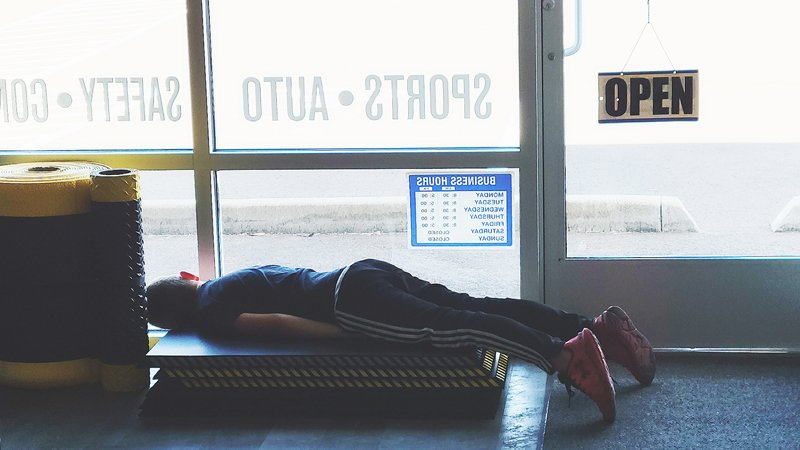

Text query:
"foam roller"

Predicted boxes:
[[0, 162, 107, 388], [90, 169, 149, 391]]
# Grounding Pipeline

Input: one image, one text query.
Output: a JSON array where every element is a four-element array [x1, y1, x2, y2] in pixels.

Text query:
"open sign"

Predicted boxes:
[[598, 70, 698, 123]]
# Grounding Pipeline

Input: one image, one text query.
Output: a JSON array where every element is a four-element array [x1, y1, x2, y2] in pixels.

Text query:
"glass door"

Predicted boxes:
[[544, 0, 800, 348]]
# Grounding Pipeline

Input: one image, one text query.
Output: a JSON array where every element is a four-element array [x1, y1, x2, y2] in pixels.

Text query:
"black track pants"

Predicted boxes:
[[334, 259, 592, 373]]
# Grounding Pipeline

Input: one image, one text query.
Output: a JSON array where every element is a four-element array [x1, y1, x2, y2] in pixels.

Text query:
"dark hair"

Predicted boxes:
[[145, 276, 200, 329]]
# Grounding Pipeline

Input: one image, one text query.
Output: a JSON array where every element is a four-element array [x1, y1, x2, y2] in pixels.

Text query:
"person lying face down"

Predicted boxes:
[[146, 258, 656, 424]]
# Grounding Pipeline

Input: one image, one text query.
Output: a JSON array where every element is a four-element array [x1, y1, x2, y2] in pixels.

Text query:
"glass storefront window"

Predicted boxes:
[[216, 169, 521, 298], [0, 0, 192, 151], [208, 0, 519, 152], [564, 0, 800, 257], [139, 170, 198, 282]]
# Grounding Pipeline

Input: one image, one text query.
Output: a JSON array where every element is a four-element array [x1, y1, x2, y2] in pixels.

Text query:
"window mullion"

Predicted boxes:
[[187, 0, 220, 279]]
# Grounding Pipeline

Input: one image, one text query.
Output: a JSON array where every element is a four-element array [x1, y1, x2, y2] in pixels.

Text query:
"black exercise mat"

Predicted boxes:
[[142, 331, 508, 419], [139, 377, 503, 419], [543, 354, 800, 449], [149, 330, 478, 360], [147, 330, 502, 373]]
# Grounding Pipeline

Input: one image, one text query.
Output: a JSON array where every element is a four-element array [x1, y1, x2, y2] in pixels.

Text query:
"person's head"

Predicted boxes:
[[145, 276, 201, 329]]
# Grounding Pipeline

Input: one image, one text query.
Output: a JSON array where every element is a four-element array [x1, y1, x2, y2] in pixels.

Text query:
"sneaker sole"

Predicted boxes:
[[606, 306, 656, 386]]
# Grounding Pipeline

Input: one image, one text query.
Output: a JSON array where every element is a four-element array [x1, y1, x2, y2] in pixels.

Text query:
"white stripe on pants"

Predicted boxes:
[[335, 309, 554, 373]]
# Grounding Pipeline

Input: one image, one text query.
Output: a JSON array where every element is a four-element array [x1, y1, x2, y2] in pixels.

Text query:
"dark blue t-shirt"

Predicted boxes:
[[195, 265, 344, 335]]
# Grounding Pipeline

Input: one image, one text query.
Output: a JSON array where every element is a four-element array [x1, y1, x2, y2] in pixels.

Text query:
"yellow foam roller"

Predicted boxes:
[[0, 162, 108, 217], [0, 358, 99, 388], [99, 362, 150, 392], [90, 168, 140, 203]]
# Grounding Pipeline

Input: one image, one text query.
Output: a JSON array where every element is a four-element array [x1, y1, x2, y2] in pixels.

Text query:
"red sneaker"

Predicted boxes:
[[559, 328, 616, 423], [592, 306, 656, 386]]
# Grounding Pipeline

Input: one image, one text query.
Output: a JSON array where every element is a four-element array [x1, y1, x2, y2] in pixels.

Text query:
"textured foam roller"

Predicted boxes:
[[90, 169, 149, 391]]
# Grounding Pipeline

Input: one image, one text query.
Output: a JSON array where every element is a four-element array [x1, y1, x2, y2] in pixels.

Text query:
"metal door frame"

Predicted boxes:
[[541, 0, 800, 350]]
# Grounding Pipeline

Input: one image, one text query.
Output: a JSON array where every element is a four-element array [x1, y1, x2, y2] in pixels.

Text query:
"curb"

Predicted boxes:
[[142, 197, 407, 235], [566, 195, 699, 233], [142, 195, 699, 235], [771, 196, 800, 232]]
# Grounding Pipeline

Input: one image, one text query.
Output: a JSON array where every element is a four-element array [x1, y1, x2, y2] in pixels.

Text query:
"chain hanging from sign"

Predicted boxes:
[[598, 0, 698, 123]]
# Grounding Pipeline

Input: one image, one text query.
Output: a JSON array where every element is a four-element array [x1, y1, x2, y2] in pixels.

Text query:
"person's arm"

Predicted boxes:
[[232, 313, 358, 339]]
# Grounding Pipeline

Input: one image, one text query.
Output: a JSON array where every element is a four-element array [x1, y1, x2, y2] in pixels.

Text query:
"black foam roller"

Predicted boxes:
[[90, 170, 148, 368]]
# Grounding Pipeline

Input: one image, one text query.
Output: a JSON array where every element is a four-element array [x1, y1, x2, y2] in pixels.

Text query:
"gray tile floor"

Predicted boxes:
[[0, 362, 548, 449]]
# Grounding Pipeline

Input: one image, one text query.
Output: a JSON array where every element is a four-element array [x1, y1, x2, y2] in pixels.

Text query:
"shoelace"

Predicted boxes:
[[565, 384, 576, 407], [557, 373, 617, 408], [557, 373, 578, 408]]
